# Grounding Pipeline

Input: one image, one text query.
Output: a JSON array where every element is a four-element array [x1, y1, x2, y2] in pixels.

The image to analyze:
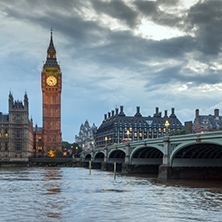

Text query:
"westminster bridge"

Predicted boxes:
[[82, 131, 222, 179]]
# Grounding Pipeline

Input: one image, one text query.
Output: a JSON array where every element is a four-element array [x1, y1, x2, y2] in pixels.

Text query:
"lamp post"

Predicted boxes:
[[105, 136, 108, 146], [126, 130, 130, 139], [76, 146, 78, 157], [165, 120, 169, 135], [91, 141, 94, 149]]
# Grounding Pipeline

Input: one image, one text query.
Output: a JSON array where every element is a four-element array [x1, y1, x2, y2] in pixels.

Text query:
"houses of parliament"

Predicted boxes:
[[0, 30, 62, 160]]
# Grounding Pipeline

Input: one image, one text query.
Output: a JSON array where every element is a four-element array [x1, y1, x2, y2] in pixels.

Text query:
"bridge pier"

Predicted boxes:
[[158, 136, 171, 179], [122, 163, 159, 174], [125, 142, 130, 164], [158, 164, 172, 179], [101, 162, 122, 171], [160, 166, 222, 179]]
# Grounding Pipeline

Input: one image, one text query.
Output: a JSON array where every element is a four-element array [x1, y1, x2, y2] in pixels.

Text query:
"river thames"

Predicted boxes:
[[0, 167, 221, 222]]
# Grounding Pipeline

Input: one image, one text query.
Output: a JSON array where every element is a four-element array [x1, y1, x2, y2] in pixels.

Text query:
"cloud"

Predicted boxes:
[[92, 0, 139, 28], [186, 0, 222, 55], [1, 0, 222, 141]]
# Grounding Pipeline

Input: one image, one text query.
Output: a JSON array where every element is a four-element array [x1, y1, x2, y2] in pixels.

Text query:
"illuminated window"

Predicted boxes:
[[38, 146, 42, 150], [0, 133, 1, 137], [134, 133, 137, 137], [130, 127, 132, 131], [159, 128, 161, 132], [139, 133, 142, 137], [5, 129, 8, 138], [164, 128, 166, 132]]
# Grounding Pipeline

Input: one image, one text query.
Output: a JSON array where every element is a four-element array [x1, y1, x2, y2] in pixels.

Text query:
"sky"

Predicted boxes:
[[1, 0, 222, 142]]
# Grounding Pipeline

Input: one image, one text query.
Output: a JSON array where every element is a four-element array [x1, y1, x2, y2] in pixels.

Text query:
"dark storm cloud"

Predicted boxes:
[[186, 0, 222, 55], [2, 1, 109, 49], [2, 0, 222, 141], [134, 0, 184, 29], [146, 65, 222, 88], [1, 0, 222, 89], [91, 0, 139, 28]]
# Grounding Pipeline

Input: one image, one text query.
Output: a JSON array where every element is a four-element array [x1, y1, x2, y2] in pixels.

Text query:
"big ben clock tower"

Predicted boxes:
[[41, 29, 62, 154]]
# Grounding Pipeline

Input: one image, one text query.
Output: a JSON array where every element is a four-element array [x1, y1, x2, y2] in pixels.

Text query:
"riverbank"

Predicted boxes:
[[0, 158, 84, 167]]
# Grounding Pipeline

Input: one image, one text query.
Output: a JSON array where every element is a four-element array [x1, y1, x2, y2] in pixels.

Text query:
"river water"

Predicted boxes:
[[0, 167, 221, 222]]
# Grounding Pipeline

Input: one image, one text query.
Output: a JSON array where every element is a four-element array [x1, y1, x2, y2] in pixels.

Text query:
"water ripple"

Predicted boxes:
[[0, 167, 222, 222]]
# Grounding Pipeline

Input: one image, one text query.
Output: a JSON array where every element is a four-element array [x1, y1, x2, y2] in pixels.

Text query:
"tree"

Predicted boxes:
[[48, 149, 63, 158], [168, 127, 190, 136], [62, 141, 82, 157]]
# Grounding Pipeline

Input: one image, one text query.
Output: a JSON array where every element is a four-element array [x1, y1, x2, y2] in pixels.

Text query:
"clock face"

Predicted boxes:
[[46, 76, 57, 86]]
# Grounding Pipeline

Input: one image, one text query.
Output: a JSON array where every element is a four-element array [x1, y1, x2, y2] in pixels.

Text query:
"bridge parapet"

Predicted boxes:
[[82, 131, 222, 178]]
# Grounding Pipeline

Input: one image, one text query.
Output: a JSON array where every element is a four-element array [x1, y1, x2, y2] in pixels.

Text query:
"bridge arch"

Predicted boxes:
[[170, 142, 222, 167], [94, 152, 105, 163], [108, 149, 125, 163], [130, 145, 164, 165], [84, 154, 92, 162]]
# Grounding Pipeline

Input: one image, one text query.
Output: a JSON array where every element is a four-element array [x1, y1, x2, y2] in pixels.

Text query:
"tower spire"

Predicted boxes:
[[48, 27, 56, 52], [44, 28, 59, 68]]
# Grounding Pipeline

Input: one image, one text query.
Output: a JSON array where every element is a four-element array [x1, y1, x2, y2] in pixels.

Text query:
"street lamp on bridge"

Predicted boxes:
[[165, 120, 169, 135], [105, 136, 108, 146], [126, 130, 130, 139]]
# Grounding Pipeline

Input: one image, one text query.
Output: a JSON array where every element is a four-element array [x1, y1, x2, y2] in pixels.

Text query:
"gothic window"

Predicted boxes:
[[5, 142, 8, 150], [16, 115, 21, 122], [15, 143, 22, 151], [15, 129, 22, 138], [5, 129, 8, 137]]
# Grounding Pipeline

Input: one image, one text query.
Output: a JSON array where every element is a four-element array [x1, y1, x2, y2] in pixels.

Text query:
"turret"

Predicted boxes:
[[164, 110, 168, 118], [214, 109, 219, 117], [195, 109, 199, 118], [115, 108, 119, 116], [118, 106, 125, 116], [24, 92, 29, 112], [169, 108, 176, 118], [134, 106, 142, 117], [9, 91, 13, 111]]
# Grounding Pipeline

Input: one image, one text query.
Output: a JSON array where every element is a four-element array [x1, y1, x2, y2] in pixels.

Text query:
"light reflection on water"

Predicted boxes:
[[0, 167, 222, 222]]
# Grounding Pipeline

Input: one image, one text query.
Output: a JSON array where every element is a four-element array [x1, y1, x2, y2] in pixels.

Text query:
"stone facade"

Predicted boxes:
[[192, 109, 222, 133], [0, 92, 33, 161], [75, 120, 97, 150], [95, 106, 183, 147], [0, 31, 63, 161], [41, 30, 62, 154]]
